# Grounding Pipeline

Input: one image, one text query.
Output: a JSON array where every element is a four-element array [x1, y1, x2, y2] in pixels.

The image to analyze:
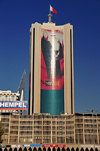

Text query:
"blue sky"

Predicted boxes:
[[0, 0, 100, 113]]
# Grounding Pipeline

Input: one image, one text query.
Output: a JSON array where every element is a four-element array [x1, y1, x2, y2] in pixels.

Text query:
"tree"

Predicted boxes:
[[0, 121, 4, 144]]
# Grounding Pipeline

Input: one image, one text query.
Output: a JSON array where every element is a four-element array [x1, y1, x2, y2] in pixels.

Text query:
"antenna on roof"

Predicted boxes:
[[88, 109, 98, 113]]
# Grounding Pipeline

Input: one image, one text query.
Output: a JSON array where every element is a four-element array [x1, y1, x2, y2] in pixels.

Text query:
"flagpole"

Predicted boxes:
[[48, 5, 52, 23], [48, 13, 52, 23]]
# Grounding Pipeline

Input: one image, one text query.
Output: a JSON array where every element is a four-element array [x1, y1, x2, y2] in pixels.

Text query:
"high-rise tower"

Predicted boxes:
[[29, 21, 74, 115]]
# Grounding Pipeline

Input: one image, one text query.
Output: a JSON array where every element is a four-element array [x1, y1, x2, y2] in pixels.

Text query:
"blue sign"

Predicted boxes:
[[22, 144, 42, 147], [0, 101, 28, 110]]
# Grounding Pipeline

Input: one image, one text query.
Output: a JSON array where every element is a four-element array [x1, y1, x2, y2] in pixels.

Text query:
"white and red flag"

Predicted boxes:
[[50, 5, 57, 14]]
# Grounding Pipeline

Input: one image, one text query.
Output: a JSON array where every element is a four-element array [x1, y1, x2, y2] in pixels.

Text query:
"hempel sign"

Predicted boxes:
[[0, 101, 28, 110]]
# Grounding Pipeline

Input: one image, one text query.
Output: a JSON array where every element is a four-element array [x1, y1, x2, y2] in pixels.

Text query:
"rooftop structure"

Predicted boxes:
[[0, 90, 20, 101]]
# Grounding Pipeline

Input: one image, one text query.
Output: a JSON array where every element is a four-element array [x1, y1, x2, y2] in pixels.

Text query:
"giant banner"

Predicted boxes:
[[41, 29, 64, 115], [41, 29, 64, 90]]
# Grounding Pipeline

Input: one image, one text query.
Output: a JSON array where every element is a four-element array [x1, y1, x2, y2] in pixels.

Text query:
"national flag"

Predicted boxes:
[[50, 5, 57, 14]]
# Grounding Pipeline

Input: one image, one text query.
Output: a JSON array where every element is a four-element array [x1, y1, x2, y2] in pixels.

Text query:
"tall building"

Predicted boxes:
[[18, 71, 26, 101], [29, 21, 74, 115]]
